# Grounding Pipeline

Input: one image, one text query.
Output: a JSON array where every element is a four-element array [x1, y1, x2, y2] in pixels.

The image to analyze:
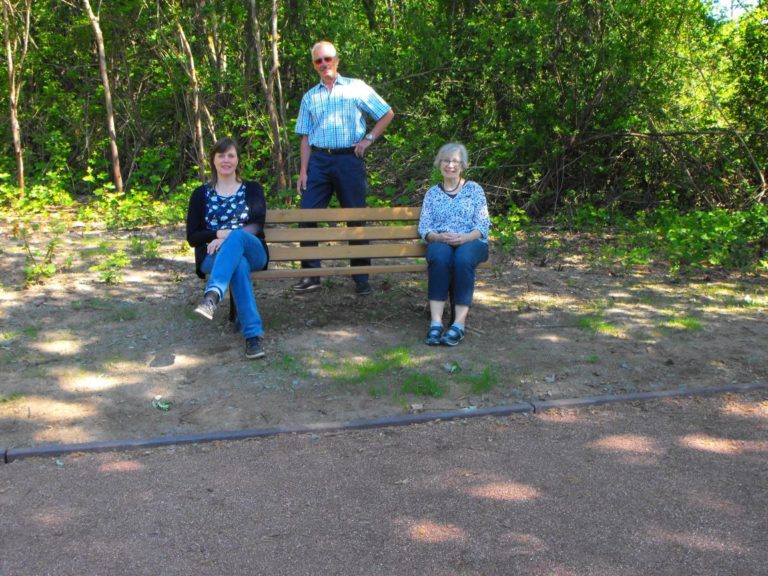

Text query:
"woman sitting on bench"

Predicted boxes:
[[186, 137, 270, 359], [418, 143, 490, 346]]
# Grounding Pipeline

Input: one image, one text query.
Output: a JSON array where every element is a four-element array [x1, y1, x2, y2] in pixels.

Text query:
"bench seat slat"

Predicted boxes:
[[264, 225, 420, 242], [252, 263, 428, 279], [268, 243, 427, 261]]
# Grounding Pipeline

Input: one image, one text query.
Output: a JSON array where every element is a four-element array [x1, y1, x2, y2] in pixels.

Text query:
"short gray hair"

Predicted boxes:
[[433, 143, 469, 170], [311, 41, 337, 58]]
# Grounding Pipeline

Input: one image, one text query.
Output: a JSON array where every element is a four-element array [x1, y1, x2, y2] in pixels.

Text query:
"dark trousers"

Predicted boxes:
[[300, 151, 369, 283]]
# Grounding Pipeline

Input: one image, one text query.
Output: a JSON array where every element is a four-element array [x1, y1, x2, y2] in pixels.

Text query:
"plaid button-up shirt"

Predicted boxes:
[[296, 75, 391, 149]]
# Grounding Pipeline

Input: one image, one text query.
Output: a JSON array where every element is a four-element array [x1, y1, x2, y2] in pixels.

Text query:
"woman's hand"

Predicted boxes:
[[443, 233, 465, 246], [207, 238, 225, 255]]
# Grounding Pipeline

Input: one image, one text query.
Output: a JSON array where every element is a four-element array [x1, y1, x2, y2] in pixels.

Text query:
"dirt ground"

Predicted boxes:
[[1, 220, 767, 449]]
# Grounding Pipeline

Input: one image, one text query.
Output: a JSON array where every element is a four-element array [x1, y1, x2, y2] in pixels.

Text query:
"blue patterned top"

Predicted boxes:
[[204, 183, 249, 231], [418, 181, 491, 244], [295, 75, 391, 148]]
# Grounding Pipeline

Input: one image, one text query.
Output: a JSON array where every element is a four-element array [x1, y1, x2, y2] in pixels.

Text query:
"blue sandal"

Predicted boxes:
[[440, 325, 465, 346], [424, 326, 443, 346]]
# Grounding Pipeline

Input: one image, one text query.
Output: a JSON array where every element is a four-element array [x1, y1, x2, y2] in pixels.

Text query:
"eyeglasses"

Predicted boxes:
[[314, 56, 335, 65], [440, 159, 462, 166]]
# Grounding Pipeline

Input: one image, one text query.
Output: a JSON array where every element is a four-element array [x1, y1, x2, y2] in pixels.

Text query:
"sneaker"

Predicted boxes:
[[292, 277, 321, 293], [245, 336, 265, 359], [424, 326, 442, 346], [355, 280, 372, 296], [194, 297, 217, 320], [440, 325, 465, 347]]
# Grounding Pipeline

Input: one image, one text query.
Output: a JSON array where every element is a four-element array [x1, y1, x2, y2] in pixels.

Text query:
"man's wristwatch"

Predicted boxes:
[[364, 133, 375, 142]]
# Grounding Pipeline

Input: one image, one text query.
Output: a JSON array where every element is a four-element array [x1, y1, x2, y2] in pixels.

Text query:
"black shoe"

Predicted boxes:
[[245, 336, 265, 359], [355, 280, 372, 296], [194, 297, 218, 320], [292, 277, 321, 293]]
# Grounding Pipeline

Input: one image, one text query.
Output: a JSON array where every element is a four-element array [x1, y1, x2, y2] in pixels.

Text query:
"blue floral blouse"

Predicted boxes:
[[417, 180, 491, 243]]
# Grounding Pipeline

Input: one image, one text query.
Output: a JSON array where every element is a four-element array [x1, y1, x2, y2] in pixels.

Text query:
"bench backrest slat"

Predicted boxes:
[[264, 225, 420, 243], [265, 206, 421, 224]]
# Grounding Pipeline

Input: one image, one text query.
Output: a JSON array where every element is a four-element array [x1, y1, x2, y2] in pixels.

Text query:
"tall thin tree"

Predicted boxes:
[[177, 21, 206, 182], [248, 0, 288, 190], [2, 0, 30, 193], [82, 0, 123, 192]]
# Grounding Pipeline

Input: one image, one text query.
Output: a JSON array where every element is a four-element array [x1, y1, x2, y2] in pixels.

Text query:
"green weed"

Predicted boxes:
[[90, 250, 130, 284], [401, 373, 444, 398], [130, 236, 161, 259], [461, 366, 498, 395], [22, 235, 59, 286]]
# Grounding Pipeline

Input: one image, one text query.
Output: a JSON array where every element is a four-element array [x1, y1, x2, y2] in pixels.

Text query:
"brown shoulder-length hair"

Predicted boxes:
[[208, 137, 242, 185]]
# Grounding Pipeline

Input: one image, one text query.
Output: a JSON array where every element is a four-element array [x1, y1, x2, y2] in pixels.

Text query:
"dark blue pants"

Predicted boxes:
[[300, 151, 369, 283], [426, 240, 489, 306]]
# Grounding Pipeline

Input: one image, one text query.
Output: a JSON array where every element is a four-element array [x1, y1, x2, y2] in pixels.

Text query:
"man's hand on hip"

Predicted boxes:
[[354, 138, 372, 158]]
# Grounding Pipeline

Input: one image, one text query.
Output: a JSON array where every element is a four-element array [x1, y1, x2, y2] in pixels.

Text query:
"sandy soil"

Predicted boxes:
[[2, 221, 767, 449]]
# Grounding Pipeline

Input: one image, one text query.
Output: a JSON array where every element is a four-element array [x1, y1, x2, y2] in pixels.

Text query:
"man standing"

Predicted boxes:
[[293, 40, 395, 295]]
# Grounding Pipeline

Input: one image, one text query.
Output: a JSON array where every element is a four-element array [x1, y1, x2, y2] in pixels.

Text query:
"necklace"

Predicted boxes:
[[215, 181, 241, 197], [443, 179, 463, 194]]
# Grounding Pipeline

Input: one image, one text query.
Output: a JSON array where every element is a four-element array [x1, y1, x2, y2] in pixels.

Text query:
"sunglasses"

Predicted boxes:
[[314, 56, 335, 65]]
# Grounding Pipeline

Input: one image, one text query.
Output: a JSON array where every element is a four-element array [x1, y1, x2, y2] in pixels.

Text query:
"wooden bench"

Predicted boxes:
[[231, 206, 489, 325], [253, 206, 434, 280]]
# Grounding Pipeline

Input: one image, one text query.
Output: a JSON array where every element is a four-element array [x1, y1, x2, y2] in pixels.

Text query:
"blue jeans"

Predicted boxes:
[[426, 240, 489, 306], [300, 151, 369, 283], [200, 229, 268, 339]]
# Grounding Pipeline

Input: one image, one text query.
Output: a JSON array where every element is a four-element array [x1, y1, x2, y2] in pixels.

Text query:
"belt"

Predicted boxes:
[[311, 146, 356, 155]]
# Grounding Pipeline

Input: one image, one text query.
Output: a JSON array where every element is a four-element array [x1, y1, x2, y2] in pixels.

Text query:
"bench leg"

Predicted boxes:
[[229, 291, 236, 323]]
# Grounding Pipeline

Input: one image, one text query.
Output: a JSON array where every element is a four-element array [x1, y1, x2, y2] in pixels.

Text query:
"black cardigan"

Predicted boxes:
[[186, 181, 269, 279]]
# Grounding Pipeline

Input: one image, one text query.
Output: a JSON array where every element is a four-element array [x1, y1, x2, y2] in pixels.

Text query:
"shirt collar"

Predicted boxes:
[[315, 74, 350, 90]]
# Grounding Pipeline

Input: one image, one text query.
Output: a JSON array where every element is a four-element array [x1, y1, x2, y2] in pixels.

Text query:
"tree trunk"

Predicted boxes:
[[82, 0, 123, 193], [2, 0, 30, 193], [248, 0, 287, 191], [177, 22, 206, 182]]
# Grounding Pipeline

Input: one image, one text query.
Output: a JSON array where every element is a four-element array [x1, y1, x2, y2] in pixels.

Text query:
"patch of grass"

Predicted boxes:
[[0, 392, 24, 403], [401, 372, 444, 398], [21, 326, 41, 338], [273, 354, 306, 375], [659, 315, 703, 332], [368, 384, 387, 398], [108, 305, 140, 322], [585, 354, 600, 363], [1, 331, 20, 342], [328, 346, 413, 385], [71, 297, 114, 311], [460, 366, 498, 394], [719, 295, 764, 309], [576, 312, 621, 336]]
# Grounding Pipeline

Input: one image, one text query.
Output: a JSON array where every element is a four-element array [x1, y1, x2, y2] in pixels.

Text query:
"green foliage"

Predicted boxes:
[[91, 250, 130, 285], [573, 203, 768, 273], [130, 236, 161, 259], [0, 0, 764, 222], [490, 205, 529, 252]]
